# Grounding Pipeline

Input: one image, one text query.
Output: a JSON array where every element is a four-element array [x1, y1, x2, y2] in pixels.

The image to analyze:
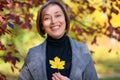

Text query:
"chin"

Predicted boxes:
[[49, 31, 65, 39], [51, 35, 62, 39]]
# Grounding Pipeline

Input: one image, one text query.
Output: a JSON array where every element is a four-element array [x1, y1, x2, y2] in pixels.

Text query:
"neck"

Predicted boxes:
[[46, 33, 68, 46]]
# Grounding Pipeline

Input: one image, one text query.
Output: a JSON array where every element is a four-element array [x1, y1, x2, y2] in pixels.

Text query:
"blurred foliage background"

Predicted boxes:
[[0, 0, 120, 80]]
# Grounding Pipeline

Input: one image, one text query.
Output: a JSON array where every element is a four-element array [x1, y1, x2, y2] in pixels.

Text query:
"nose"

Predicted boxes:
[[51, 17, 56, 24]]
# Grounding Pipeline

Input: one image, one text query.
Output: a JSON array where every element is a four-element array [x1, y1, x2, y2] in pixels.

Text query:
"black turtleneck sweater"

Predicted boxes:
[[46, 35, 72, 80]]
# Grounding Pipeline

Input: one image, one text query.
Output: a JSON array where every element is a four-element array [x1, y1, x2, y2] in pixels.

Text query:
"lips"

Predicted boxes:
[[51, 25, 60, 31]]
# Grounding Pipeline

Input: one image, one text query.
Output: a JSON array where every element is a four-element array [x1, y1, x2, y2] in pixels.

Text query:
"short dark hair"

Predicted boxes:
[[36, 0, 70, 38]]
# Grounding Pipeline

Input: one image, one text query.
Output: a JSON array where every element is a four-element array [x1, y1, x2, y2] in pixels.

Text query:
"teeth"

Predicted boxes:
[[51, 26, 59, 30]]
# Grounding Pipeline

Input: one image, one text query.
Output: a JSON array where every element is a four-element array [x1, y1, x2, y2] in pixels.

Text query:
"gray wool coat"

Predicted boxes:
[[18, 37, 98, 80]]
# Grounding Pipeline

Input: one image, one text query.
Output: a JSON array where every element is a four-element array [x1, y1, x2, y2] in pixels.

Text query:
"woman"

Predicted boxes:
[[18, 0, 98, 80]]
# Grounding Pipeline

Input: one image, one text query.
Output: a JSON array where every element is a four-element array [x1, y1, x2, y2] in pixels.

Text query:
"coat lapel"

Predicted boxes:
[[69, 38, 89, 80], [28, 41, 48, 80], [40, 41, 48, 80]]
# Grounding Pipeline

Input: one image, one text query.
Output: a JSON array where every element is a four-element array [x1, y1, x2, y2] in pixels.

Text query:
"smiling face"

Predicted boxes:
[[42, 4, 66, 39]]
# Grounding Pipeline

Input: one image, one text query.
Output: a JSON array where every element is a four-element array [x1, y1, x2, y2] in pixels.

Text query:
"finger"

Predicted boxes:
[[52, 76, 56, 80], [55, 73, 64, 79], [52, 73, 60, 80], [55, 73, 70, 80]]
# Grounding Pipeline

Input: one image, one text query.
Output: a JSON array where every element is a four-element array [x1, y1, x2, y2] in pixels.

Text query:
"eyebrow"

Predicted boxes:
[[44, 11, 63, 16], [55, 11, 63, 14]]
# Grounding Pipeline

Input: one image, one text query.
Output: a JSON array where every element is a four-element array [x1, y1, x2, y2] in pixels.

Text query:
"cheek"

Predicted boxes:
[[60, 17, 66, 25], [43, 21, 51, 28], [61, 19, 66, 27]]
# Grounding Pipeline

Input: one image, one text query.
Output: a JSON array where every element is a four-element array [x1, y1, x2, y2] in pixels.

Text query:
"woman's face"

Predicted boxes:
[[42, 4, 66, 39]]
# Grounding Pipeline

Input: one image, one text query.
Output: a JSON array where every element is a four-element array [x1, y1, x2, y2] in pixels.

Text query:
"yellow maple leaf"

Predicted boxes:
[[49, 56, 65, 70]]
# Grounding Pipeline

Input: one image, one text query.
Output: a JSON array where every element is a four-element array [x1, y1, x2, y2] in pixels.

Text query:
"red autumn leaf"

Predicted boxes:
[[0, 16, 4, 22], [6, 14, 22, 25], [14, 49, 19, 53], [0, 27, 6, 36], [28, 0, 33, 5], [15, 16, 22, 25], [4, 54, 11, 63], [26, 2, 33, 8], [111, 0, 116, 1], [91, 36, 97, 45], [75, 25, 82, 35], [87, 5, 96, 13], [90, 50, 95, 55], [0, 45, 6, 50], [6, 0, 13, 9], [9, 14, 16, 20], [6, 29, 12, 34], [88, 27, 96, 34], [115, 27, 120, 34], [32, 0, 44, 7], [101, 6, 106, 13], [7, 44, 15, 48], [79, 7, 84, 13], [107, 26, 114, 34], [0, 0, 8, 11], [93, 61, 96, 64], [11, 65, 14, 72], [15, 57, 20, 62], [0, 28, 3, 36], [71, 27, 76, 32], [116, 3, 120, 9], [3, 51, 20, 66], [82, 0, 89, 4], [0, 41, 6, 50], [0, 41, 2, 46], [0, 73, 7, 80], [108, 48, 112, 53], [111, 7, 119, 15], [0, 4, 4, 11], [117, 34, 120, 41], [15, 2, 20, 7], [108, 15, 112, 20], [70, 15, 76, 20], [20, 21, 32, 29], [11, 57, 16, 66]]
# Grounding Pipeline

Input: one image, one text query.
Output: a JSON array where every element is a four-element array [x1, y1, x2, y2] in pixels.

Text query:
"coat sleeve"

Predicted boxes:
[[83, 56, 98, 80], [18, 63, 34, 80], [18, 49, 34, 80]]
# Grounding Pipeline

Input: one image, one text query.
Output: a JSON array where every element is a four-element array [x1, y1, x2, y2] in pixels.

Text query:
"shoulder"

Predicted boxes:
[[69, 37, 94, 70], [25, 41, 46, 62], [29, 41, 46, 52], [69, 37, 92, 64], [69, 37, 90, 54]]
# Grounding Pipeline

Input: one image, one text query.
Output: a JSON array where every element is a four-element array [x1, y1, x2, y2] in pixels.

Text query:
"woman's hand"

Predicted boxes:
[[52, 72, 70, 80]]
